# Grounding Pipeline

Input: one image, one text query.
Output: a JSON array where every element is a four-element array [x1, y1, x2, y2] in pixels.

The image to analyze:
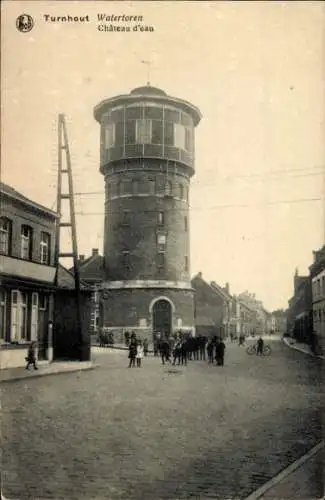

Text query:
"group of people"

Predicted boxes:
[[127, 333, 149, 368], [127, 332, 227, 368]]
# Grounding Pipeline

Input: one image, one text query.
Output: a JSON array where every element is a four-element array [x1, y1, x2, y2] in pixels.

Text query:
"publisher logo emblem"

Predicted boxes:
[[16, 14, 34, 33]]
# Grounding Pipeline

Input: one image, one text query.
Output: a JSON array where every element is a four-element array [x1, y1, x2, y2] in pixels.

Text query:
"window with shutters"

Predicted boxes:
[[10, 290, 27, 341], [122, 251, 131, 271], [0, 218, 12, 255], [157, 253, 165, 275]]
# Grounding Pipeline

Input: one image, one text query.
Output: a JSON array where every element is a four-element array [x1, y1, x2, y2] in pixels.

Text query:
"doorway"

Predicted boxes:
[[152, 299, 172, 338]]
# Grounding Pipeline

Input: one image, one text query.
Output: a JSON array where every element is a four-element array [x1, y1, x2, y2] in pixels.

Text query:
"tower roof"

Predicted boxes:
[[130, 85, 167, 96], [94, 85, 202, 126]]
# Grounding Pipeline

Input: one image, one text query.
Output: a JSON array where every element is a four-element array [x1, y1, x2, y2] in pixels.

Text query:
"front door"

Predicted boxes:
[[153, 300, 172, 338]]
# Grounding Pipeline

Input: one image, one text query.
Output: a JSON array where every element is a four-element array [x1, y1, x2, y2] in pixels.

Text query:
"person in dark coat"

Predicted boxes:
[[160, 338, 171, 365], [143, 338, 149, 356], [207, 339, 214, 363], [199, 336, 207, 361], [124, 331, 130, 347], [215, 338, 226, 366], [25, 342, 38, 370], [128, 338, 137, 368], [256, 337, 264, 356]]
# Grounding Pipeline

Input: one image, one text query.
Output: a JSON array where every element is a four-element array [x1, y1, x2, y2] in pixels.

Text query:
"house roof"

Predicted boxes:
[[0, 182, 58, 218], [78, 254, 104, 283], [57, 264, 92, 291], [192, 273, 232, 302]]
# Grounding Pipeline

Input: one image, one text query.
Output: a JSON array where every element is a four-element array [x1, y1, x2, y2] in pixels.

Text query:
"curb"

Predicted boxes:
[[0, 364, 99, 384], [283, 338, 325, 360], [243, 440, 324, 500]]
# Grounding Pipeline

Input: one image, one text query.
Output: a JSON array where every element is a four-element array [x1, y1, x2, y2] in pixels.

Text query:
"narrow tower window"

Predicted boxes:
[[104, 124, 115, 149], [185, 256, 189, 272], [184, 216, 188, 232], [174, 123, 186, 149], [157, 212, 165, 226], [136, 119, 152, 144]]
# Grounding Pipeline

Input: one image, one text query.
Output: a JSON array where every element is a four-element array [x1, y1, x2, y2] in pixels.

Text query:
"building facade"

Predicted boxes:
[[0, 183, 57, 367], [231, 297, 256, 337], [191, 273, 232, 338], [287, 269, 312, 344], [309, 246, 325, 353], [94, 85, 202, 339], [236, 291, 268, 335]]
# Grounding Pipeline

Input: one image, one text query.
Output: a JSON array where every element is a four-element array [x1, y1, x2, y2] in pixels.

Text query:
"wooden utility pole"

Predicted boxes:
[[55, 114, 85, 361]]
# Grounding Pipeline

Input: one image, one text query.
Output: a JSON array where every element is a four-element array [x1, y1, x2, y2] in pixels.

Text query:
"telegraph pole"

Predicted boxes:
[[55, 114, 86, 361]]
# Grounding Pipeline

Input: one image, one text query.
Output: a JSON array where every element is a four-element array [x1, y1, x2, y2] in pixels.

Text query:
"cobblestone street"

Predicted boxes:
[[2, 339, 323, 499]]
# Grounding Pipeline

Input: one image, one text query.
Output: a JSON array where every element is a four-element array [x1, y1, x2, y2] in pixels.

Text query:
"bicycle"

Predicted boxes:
[[246, 344, 272, 356]]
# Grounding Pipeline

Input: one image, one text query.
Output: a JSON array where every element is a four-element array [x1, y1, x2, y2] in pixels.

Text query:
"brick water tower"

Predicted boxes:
[[93, 84, 201, 339]]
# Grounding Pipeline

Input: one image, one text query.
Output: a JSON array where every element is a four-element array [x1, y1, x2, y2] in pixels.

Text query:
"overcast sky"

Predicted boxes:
[[2, 1, 325, 311]]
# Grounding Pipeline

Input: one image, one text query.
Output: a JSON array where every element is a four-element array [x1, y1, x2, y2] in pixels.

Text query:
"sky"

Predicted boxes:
[[2, 1, 325, 311]]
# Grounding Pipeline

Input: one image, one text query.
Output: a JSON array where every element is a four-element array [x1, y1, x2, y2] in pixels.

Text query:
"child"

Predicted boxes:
[[25, 341, 38, 370], [136, 341, 144, 367]]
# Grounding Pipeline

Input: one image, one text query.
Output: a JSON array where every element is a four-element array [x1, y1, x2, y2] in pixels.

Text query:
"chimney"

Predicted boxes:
[[198, 271, 202, 278], [225, 282, 229, 293], [92, 248, 99, 257], [79, 255, 85, 262]]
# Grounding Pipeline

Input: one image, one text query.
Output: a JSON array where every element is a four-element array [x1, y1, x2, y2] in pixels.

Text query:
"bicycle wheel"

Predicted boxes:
[[263, 345, 272, 356], [246, 345, 256, 355]]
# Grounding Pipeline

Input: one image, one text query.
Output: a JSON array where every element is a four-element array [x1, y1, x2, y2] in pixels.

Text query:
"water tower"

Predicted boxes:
[[93, 84, 202, 339]]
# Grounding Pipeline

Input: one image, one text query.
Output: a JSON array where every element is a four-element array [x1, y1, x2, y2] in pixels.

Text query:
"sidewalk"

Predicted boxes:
[[283, 337, 325, 360], [245, 441, 324, 499], [0, 360, 96, 383]]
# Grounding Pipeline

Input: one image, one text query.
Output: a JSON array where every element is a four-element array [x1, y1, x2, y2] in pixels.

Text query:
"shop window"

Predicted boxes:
[[0, 217, 12, 255], [21, 225, 33, 260], [40, 232, 51, 265]]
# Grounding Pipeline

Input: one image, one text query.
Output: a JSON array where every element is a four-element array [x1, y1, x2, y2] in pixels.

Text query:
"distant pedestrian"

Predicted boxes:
[[215, 338, 226, 366], [128, 339, 137, 368], [256, 337, 264, 356], [25, 342, 38, 370], [136, 341, 144, 367], [239, 334, 245, 346]]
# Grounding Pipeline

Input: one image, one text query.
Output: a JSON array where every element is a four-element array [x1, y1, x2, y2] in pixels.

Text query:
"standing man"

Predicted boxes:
[[215, 338, 226, 367], [160, 337, 171, 365], [256, 337, 264, 356]]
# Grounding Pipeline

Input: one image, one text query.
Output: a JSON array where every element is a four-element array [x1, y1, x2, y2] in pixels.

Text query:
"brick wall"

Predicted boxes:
[[103, 172, 190, 281], [100, 287, 195, 333]]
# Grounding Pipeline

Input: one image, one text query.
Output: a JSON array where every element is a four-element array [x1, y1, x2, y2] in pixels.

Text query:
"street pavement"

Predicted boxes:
[[2, 339, 323, 499]]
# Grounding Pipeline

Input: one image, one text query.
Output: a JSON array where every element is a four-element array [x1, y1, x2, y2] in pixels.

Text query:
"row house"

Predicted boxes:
[[0, 182, 92, 368], [231, 296, 256, 337], [287, 269, 312, 344], [191, 272, 232, 339], [309, 245, 325, 353], [0, 182, 57, 367], [236, 291, 268, 335], [270, 309, 287, 335], [75, 249, 104, 339]]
